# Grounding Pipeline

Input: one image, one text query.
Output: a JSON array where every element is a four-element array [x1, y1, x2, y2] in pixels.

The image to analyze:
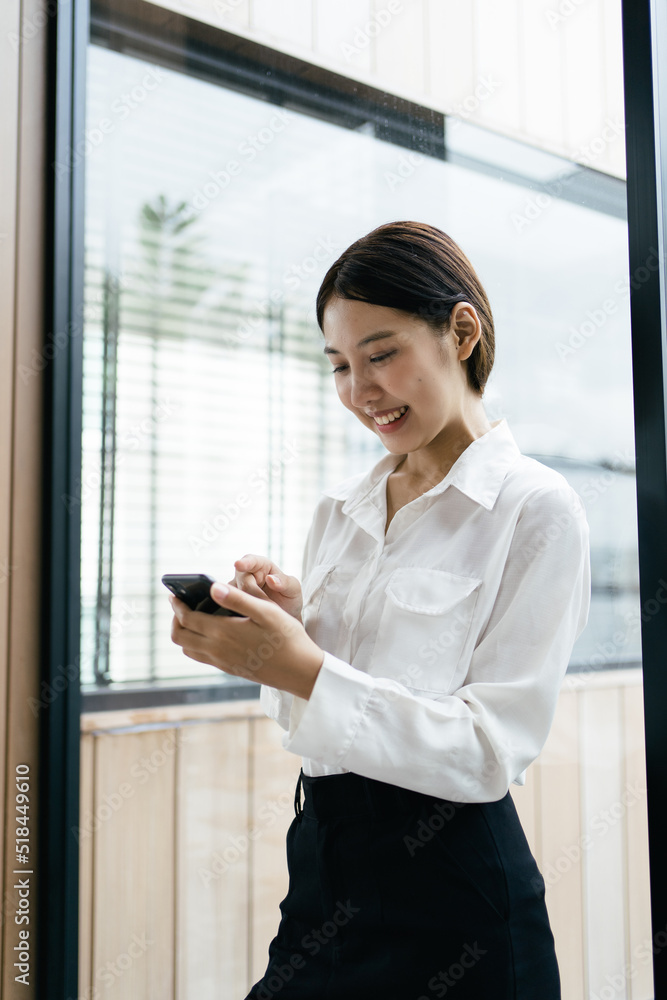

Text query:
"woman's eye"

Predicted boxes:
[[329, 351, 396, 375]]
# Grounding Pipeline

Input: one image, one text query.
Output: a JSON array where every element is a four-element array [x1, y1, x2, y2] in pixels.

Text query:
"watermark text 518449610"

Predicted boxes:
[[13, 764, 33, 987]]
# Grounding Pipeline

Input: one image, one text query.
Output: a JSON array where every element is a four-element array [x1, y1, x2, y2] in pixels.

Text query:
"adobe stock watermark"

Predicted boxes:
[[53, 66, 166, 179], [18, 268, 138, 385], [384, 75, 504, 192], [62, 934, 153, 1000], [8, 0, 68, 52], [62, 396, 179, 513], [250, 900, 360, 1000], [576, 447, 633, 506], [28, 602, 141, 717], [233, 236, 342, 344], [404, 799, 466, 857], [511, 117, 624, 233], [372, 607, 475, 717], [418, 942, 487, 999], [590, 922, 667, 1000], [555, 247, 662, 360], [184, 109, 294, 218], [445, 76, 502, 130], [197, 785, 294, 887], [532, 779, 645, 895], [241, 614, 303, 678], [189, 438, 300, 553], [372, 663, 428, 716], [212, 0, 245, 20], [516, 486, 588, 568], [0, 559, 19, 585], [340, 1, 404, 63], [546, 0, 589, 29], [175, 599, 305, 680], [460, 735, 524, 799], [567, 573, 667, 689], [384, 151, 426, 192], [71, 728, 191, 843], [28, 654, 84, 717]]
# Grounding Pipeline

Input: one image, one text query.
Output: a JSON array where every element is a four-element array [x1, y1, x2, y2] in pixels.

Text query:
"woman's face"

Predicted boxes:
[[322, 296, 481, 455]]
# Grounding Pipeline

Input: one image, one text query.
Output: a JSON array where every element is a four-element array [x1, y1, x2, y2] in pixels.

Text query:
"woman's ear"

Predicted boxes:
[[449, 302, 482, 361]]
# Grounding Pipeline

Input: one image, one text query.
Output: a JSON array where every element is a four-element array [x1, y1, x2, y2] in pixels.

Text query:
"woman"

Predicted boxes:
[[169, 221, 591, 999]]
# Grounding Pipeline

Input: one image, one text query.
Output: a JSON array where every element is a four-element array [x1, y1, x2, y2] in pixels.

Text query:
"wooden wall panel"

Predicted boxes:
[[426, 0, 475, 114], [146, 0, 625, 177], [253, 0, 313, 50], [78, 733, 95, 996], [473, 0, 522, 133], [313, 0, 372, 74], [80, 675, 654, 998], [510, 764, 537, 849], [601, 0, 626, 177], [520, 0, 566, 150], [580, 685, 626, 998], [561, 0, 607, 157], [248, 716, 302, 985], [0, 3, 21, 992], [175, 719, 251, 1000], [91, 728, 178, 999], [623, 683, 653, 1000], [372, 0, 426, 100], [0, 1, 45, 997], [538, 690, 586, 1000]]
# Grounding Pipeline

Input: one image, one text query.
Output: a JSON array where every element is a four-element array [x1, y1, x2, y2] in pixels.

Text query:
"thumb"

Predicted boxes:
[[266, 573, 298, 596], [210, 580, 271, 622]]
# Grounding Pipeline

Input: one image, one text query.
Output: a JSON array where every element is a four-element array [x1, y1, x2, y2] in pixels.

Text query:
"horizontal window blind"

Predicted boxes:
[[81, 41, 638, 689]]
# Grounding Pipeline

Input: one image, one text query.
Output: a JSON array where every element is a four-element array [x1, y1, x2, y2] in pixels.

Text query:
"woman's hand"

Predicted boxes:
[[169, 580, 323, 699], [229, 553, 303, 622]]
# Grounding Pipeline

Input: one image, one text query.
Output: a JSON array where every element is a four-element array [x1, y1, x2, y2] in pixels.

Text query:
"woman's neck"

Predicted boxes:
[[395, 411, 494, 488]]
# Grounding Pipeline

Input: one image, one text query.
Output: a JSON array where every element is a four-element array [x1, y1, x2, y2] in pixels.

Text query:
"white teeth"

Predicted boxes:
[[375, 406, 408, 425]]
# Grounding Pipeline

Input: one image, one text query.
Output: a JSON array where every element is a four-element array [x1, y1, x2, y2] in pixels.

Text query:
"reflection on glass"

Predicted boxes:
[[79, 22, 651, 1000], [82, 44, 637, 687]]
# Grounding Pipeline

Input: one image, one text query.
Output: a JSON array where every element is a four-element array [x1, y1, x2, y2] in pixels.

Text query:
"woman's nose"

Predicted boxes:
[[349, 371, 381, 408]]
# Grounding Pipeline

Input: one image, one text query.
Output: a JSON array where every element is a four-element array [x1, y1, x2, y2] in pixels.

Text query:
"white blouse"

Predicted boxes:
[[260, 417, 591, 803]]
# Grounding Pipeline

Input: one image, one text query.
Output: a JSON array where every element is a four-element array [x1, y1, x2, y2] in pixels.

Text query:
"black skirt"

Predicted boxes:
[[245, 769, 560, 1000]]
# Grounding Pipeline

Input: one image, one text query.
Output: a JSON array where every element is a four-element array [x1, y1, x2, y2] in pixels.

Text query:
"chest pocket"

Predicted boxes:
[[301, 562, 336, 638], [368, 566, 483, 695]]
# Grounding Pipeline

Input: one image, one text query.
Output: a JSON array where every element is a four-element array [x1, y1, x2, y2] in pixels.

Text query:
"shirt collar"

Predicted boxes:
[[322, 418, 522, 513]]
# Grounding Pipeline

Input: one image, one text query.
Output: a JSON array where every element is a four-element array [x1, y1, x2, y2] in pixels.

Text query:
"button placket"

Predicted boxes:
[[342, 544, 383, 641]]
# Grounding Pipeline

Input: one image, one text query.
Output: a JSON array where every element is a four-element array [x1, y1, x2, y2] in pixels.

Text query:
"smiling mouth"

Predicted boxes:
[[371, 405, 409, 426], [371, 405, 410, 433]]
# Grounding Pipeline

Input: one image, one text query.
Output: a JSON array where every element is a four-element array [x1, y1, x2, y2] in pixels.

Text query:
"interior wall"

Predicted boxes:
[[145, 0, 626, 179], [0, 1, 46, 996]]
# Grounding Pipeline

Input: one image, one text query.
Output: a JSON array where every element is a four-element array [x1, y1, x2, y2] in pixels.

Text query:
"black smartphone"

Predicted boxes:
[[162, 573, 246, 617]]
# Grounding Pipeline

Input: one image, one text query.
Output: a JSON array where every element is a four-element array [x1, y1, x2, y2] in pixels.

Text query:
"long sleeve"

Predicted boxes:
[[279, 485, 591, 803], [259, 495, 324, 730]]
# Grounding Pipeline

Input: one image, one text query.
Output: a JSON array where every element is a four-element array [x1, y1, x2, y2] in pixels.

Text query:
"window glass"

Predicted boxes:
[[82, 43, 635, 686], [79, 12, 652, 1000]]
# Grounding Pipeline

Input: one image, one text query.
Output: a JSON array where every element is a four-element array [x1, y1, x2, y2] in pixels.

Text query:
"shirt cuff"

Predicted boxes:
[[260, 682, 292, 731], [281, 650, 375, 765]]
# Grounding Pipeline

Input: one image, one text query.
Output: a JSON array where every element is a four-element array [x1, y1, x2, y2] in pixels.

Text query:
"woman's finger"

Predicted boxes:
[[266, 573, 301, 598], [234, 553, 279, 587], [235, 571, 271, 600], [168, 594, 213, 638], [209, 584, 302, 653], [209, 581, 279, 625], [234, 553, 271, 574]]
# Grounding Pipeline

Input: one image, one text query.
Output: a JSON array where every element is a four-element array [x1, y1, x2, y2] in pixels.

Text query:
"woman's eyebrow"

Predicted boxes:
[[323, 331, 397, 355]]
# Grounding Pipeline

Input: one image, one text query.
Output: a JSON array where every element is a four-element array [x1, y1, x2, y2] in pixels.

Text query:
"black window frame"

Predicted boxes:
[[39, 0, 667, 995], [81, 0, 626, 710]]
